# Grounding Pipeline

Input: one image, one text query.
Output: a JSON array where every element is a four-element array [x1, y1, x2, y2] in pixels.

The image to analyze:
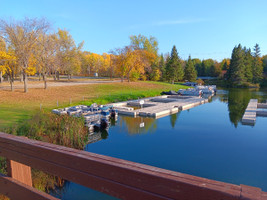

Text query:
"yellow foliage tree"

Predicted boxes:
[[26, 54, 37, 75], [0, 50, 17, 90]]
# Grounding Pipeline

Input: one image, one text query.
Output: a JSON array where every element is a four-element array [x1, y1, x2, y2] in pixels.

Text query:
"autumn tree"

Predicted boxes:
[[0, 50, 17, 91], [0, 38, 6, 83], [0, 17, 50, 92], [130, 34, 158, 79], [34, 33, 58, 89], [111, 46, 129, 82], [56, 29, 83, 80]]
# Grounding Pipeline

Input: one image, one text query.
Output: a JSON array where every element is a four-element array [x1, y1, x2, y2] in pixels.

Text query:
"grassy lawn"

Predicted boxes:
[[0, 81, 188, 128]]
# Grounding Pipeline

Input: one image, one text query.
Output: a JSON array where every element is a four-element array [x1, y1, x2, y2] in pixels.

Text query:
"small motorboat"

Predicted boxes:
[[178, 89, 202, 96], [161, 90, 178, 95]]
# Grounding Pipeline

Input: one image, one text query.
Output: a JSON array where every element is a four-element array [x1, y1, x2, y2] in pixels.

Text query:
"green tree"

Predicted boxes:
[[201, 59, 215, 76], [166, 45, 184, 83], [227, 44, 246, 86], [184, 55, 197, 81], [130, 34, 158, 56], [192, 58, 202, 76], [262, 55, 267, 74], [159, 54, 166, 81], [243, 48, 253, 83], [252, 43, 263, 83]]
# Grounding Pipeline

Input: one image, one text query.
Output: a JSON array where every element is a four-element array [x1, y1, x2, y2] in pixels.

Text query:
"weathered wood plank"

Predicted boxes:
[[0, 173, 58, 200], [7, 159, 32, 187], [0, 132, 266, 200]]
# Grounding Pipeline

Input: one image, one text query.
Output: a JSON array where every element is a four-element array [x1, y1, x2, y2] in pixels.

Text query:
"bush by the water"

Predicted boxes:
[[7, 111, 88, 150], [0, 112, 89, 198]]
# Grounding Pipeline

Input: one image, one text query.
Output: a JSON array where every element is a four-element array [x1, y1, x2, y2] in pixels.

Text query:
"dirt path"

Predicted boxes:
[[0, 80, 121, 90]]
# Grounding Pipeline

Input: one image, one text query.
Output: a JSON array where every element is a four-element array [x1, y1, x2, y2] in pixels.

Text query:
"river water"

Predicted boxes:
[[52, 88, 267, 200]]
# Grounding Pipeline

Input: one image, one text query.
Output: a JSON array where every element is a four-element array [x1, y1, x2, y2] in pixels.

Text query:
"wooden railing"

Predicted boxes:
[[0, 132, 266, 200]]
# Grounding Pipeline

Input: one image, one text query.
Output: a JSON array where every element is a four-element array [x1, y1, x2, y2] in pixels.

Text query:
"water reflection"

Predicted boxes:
[[119, 116, 157, 134], [170, 112, 180, 128], [227, 89, 251, 127]]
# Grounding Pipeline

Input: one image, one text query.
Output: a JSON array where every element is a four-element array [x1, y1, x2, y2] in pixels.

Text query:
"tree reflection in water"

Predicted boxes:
[[170, 111, 181, 128], [119, 116, 157, 134]]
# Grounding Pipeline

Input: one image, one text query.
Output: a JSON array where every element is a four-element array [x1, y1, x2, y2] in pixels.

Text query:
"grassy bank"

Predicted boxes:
[[0, 81, 188, 128]]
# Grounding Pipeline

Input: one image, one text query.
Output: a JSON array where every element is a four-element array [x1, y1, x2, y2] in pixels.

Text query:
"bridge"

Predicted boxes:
[[0, 132, 266, 200]]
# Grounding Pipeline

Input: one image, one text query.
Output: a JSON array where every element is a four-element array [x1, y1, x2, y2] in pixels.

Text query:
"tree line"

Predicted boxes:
[[226, 43, 264, 87], [1, 17, 267, 93]]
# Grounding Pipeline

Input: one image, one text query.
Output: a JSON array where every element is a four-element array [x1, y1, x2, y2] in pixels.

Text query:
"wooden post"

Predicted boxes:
[[6, 159, 32, 187]]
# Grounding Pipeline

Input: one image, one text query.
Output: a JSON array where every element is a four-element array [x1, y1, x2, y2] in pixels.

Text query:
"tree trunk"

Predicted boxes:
[[23, 72, 28, 93], [8, 74, 14, 92], [127, 74, 130, 82], [67, 74, 71, 81], [20, 73, 23, 82], [56, 71, 60, 80], [39, 73, 41, 81], [110, 67, 113, 80], [121, 76, 124, 82], [10, 78, 13, 92], [43, 73, 47, 89], [87, 65, 90, 77], [0, 71, 2, 83], [171, 80, 174, 84]]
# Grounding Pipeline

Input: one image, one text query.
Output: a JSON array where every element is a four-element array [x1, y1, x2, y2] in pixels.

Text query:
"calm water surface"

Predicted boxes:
[[53, 88, 267, 200]]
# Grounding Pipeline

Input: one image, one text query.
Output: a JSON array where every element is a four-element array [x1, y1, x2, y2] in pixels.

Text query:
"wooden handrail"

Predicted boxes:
[[0, 173, 58, 200], [0, 132, 266, 200]]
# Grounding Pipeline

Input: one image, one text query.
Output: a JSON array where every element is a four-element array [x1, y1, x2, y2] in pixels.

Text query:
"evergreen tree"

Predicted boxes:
[[243, 48, 253, 82], [262, 55, 267, 74], [228, 44, 246, 86], [166, 45, 184, 83], [184, 55, 197, 81], [252, 43, 263, 83], [159, 54, 166, 81], [192, 58, 202, 76]]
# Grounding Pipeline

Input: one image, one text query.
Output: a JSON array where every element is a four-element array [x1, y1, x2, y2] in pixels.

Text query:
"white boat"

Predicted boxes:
[[195, 85, 216, 94], [178, 88, 202, 96]]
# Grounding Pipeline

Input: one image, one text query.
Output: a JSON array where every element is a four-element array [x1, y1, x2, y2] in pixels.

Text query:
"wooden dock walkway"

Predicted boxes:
[[242, 99, 258, 124], [109, 95, 209, 118], [242, 99, 267, 125]]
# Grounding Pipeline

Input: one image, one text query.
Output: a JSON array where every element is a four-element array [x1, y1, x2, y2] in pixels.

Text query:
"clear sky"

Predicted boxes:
[[1, 0, 267, 61]]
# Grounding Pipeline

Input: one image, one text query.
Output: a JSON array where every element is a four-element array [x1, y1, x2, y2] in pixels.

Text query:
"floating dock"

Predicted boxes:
[[242, 99, 267, 125], [107, 95, 209, 119]]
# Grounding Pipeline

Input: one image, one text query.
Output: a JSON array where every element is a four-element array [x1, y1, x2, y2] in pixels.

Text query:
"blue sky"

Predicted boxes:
[[1, 0, 267, 61]]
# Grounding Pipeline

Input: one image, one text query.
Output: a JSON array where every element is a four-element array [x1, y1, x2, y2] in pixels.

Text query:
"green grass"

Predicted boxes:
[[0, 81, 188, 129], [0, 106, 33, 127], [68, 81, 189, 106]]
